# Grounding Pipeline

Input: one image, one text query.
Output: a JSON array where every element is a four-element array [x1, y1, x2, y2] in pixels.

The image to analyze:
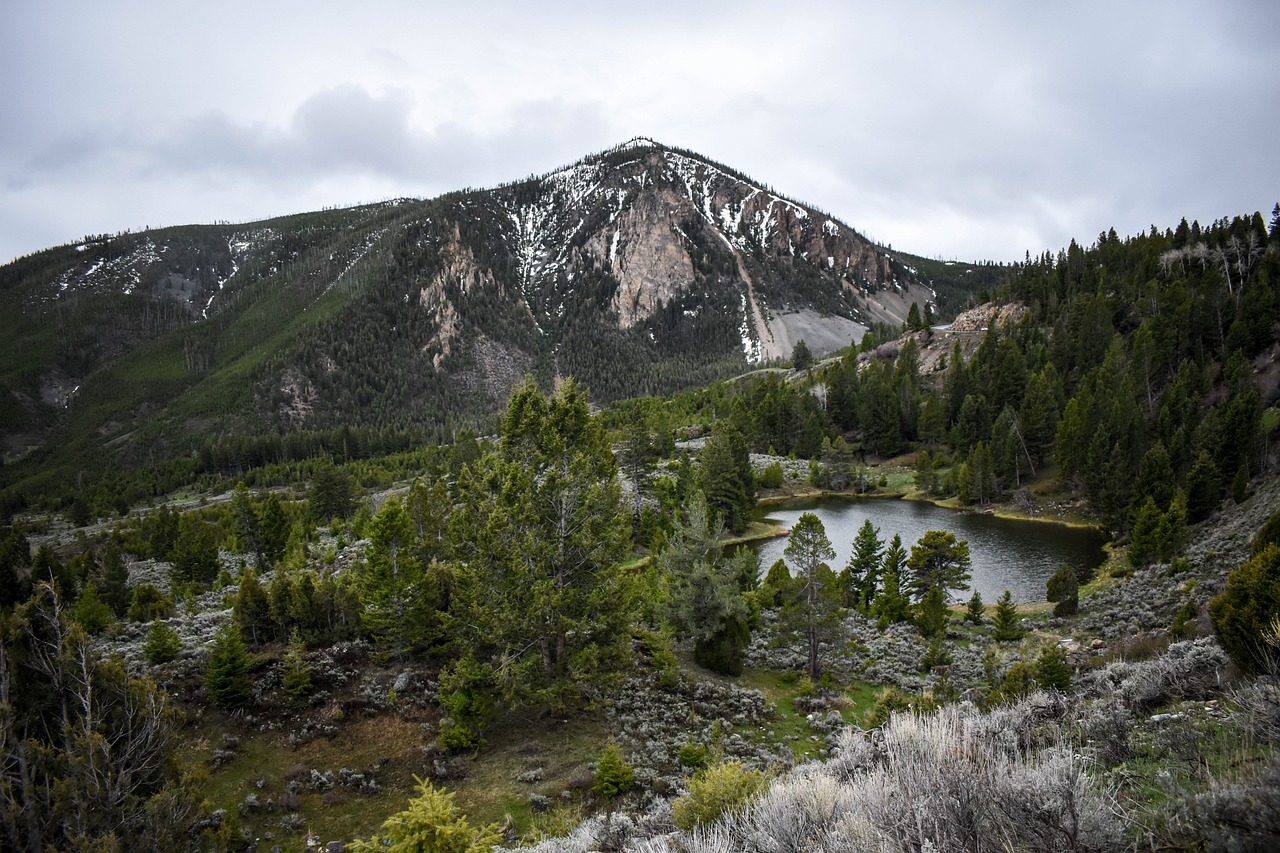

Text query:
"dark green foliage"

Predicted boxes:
[[358, 495, 431, 657], [281, 628, 313, 697], [964, 590, 985, 624], [71, 582, 112, 633], [757, 461, 784, 489], [1232, 463, 1250, 503], [438, 654, 493, 753], [791, 338, 814, 370], [0, 526, 31, 608], [759, 558, 795, 608], [993, 590, 1024, 641], [915, 585, 949, 638], [127, 583, 174, 622], [310, 458, 355, 521], [906, 530, 972, 603], [234, 566, 271, 646], [658, 491, 753, 676], [99, 540, 130, 617], [170, 513, 219, 588], [699, 421, 756, 534], [871, 535, 912, 625], [449, 379, 636, 714], [782, 512, 840, 680], [204, 623, 253, 709], [840, 518, 883, 610], [1209, 544, 1280, 675], [1254, 509, 1280, 557], [1185, 450, 1224, 523], [143, 619, 181, 664], [1035, 645, 1072, 691], [1046, 563, 1080, 617], [920, 637, 953, 670]]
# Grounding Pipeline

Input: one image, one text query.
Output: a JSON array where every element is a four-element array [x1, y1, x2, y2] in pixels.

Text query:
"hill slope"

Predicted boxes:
[[1, 139, 987, 498]]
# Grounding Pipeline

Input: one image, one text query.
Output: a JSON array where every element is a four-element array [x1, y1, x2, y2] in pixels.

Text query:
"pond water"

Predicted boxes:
[[750, 496, 1108, 604]]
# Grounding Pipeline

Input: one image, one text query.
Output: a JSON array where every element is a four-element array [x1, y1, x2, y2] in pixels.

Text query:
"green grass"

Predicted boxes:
[[738, 669, 879, 760]]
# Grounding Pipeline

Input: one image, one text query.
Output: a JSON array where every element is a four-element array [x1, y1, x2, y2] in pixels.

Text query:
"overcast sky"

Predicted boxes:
[[2, 1, 1278, 266]]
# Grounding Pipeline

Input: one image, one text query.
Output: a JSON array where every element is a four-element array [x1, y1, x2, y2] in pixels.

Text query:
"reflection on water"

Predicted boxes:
[[751, 496, 1107, 604]]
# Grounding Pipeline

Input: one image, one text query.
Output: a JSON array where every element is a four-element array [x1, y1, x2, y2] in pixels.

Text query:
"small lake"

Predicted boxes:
[[750, 496, 1108, 604]]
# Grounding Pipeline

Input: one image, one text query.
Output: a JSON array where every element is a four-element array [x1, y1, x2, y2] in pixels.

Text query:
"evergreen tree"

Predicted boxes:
[[449, 379, 636, 714], [1045, 563, 1079, 616], [348, 776, 499, 853], [915, 584, 949, 638], [310, 458, 355, 522], [72, 582, 112, 633], [658, 491, 753, 675], [234, 566, 271, 646], [281, 627, 313, 697], [143, 619, 181, 664], [906, 530, 972, 603], [840, 518, 883, 610], [204, 623, 253, 709], [99, 540, 130, 618], [1185, 449, 1224, 523], [170, 514, 219, 588], [964, 590, 985, 625], [1035, 644, 1072, 691], [791, 338, 814, 370], [359, 496, 429, 657], [593, 742, 635, 808], [783, 512, 840, 680], [1209, 544, 1280, 675], [699, 421, 756, 534], [871, 534, 912, 625], [992, 590, 1024, 641], [257, 492, 291, 571], [1019, 368, 1059, 468]]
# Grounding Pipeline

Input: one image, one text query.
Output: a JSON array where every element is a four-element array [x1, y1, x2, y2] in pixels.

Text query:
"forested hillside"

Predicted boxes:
[[0, 140, 986, 523]]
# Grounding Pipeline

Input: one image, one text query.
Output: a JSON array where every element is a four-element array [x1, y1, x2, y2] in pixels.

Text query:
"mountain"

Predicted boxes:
[[0, 138, 989, 498]]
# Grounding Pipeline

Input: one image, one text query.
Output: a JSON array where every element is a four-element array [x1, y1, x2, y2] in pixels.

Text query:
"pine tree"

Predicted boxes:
[[281, 628, 312, 697], [964, 590, 985, 624], [72, 582, 112, 633], [359, 496, 427, 658], [1035, 645, 1072, 691], [840, 518, 883, 610], [257, 492, 291, 571], [906, 530, 972, 603], [204, 623, 252, 709], [871, 535, 912, 626], [234, 566, 271, 646], [1045, 563, 1079, 617], [143, 619, 181, 664], [783, 512, 839, 680], [449, 379, 636, 713], [348, 776, 499, 853], [99, 540, 130, 618], [992, 590, 1024, 641]]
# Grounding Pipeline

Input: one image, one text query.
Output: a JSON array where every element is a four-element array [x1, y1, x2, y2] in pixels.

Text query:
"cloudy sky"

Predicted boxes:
[[2, 1, 1277, 266]]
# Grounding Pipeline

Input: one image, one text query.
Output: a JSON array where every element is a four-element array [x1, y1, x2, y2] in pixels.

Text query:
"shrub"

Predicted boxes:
[[592, 743, 634, 807], [1210, 544, 1280, 674], [758, 462, 784, 489], [671, 760, 768, 831], [348, 776, 499, 852], [127, 583, 174, 622]]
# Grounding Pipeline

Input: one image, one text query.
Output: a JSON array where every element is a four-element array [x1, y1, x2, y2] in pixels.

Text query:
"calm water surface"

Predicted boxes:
[[751, 496, 1107, 604]]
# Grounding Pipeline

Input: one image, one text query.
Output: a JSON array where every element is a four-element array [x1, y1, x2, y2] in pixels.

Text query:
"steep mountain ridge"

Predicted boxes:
[[0, 139, 972, 494]]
